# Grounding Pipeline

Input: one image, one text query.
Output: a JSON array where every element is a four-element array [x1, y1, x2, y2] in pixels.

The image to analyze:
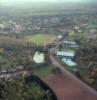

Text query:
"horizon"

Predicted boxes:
[[0, 0, 96, 6]]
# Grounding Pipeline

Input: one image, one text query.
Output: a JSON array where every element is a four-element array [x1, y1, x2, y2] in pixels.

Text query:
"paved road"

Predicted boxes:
[[44, 46, 97, 100]]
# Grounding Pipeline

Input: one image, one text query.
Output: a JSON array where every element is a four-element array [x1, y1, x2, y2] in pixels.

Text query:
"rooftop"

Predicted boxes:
[[62, 58, 77, 67], [57, 51, 75, 57], [64, 41, 77, 45]]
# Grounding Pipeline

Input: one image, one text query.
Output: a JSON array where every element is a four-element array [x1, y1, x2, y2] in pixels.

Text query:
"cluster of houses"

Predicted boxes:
[[0, 66, 30, 80], [0, 21, 23, 33]]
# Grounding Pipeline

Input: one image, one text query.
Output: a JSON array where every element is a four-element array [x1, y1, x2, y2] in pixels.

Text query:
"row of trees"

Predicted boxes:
[[75, 44, 97, 90], [0, 78, 47, 100]]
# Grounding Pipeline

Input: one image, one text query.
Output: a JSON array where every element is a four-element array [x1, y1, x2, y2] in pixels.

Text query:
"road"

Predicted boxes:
[[44, 42, 97, 100]]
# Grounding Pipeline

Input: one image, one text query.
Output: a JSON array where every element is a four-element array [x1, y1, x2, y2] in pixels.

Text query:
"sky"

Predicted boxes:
[[0, 0, 96, 6], [0, 0, 93, 3]]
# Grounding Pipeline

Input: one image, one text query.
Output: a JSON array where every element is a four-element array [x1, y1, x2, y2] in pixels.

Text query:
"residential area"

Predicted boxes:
[[0, 0, 97, 100]]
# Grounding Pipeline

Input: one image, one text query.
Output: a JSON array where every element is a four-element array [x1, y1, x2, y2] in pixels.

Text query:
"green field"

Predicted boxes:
[[33, 66, 53, 77], [25, 34, 56, 46]]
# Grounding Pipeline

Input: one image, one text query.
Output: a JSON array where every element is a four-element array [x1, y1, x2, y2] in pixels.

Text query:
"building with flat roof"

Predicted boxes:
[[57, 51, 77, 68], [64, 41, 79, 49], [62, 58, 77, 67], [57, 51, 75, 59]]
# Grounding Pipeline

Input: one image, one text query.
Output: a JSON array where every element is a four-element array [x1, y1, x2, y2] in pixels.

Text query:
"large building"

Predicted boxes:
[[57, 51, 77, 68]]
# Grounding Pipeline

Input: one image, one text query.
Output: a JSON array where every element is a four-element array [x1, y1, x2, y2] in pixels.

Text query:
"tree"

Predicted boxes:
[[75, 44, 97, 89]]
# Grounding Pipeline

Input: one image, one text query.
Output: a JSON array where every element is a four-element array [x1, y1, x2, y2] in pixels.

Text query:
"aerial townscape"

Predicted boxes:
[[0, 0, 97, 100]]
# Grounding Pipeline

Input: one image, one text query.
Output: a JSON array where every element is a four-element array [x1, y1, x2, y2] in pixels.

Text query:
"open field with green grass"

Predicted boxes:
[[25, 34, 56, 46], [33, 66, 53, 77]]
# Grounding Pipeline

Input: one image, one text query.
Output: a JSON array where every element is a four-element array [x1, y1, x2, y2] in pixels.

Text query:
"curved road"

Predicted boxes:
[[44, 45, 97, 100]]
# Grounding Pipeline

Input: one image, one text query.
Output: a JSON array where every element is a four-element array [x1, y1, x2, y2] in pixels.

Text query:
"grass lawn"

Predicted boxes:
[[25, 34, 56, 46], [33, 66, 53, 77]]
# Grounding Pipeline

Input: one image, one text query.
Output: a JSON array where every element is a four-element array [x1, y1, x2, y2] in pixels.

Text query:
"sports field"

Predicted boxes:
[[25, 34, 56, 46]]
